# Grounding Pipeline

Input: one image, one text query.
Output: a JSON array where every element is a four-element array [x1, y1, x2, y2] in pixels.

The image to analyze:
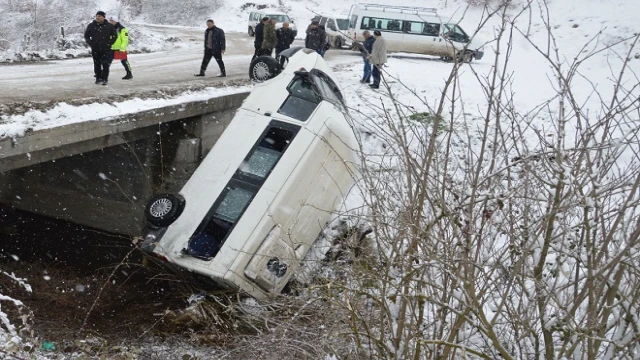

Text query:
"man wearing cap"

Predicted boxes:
[[84, 11, 117, 85], [304, 20, 326, 56], [108, 16, 133, 80]]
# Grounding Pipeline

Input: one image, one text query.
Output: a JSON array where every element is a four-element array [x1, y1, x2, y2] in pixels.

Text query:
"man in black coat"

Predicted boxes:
[[305, 21, 326, 56], [275, 21, 295, 66], [252, 16, 269, 60], [195, 19, 226, 77], [84, 11, 117, 85]]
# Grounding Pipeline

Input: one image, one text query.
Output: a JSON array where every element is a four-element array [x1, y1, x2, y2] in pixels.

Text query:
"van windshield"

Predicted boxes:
[[267, 14, 290, 23], [336, 19, 349, 30]]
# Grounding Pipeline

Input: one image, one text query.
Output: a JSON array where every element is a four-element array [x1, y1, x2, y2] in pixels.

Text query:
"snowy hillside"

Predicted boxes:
[[1, 0, 640, 358]]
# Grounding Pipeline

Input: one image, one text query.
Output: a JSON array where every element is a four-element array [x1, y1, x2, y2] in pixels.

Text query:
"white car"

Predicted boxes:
[[142, 48, 357, 300], [248, 10, 298, 38], [316, 14, 352, 49]]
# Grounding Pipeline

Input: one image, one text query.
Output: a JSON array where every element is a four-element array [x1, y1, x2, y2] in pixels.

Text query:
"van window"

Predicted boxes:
[[267, 14, 290, 23], [336, 18, 349, 30], [349, 15, 358, 29], [327, 18, 337, 31], [310, 69, 346, 110], [443, 24, 469, 43], [278, 77, 322, 121], [361, 17, 403, 32], [185, 121, 300, 259]]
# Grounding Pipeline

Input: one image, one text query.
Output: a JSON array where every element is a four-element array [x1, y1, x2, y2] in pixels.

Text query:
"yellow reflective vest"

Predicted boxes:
[[111, 26, 129, 52]]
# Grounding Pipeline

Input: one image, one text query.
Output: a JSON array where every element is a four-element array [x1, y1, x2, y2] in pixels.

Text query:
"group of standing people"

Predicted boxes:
[[359, 30, 387, 89], [85, 11, 388, 90], [84, 11, 133, 85], [252, 16, 295, 66]]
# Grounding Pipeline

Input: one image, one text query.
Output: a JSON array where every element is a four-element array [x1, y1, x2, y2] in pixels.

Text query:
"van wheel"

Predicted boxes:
[[334, 37, 342, 49], [145, 194, 184, 227], [457, 51, 474, 63], [249, 56, 281, 82], [248, 26, 254, 37]]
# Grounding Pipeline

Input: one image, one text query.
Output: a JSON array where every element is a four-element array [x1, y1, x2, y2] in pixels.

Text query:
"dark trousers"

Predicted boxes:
[[200, 50, 225, 74], [362, 56, 372, 82], [372, 64, 381, 86], [120, 59, 132, 75], [92, 50, 113, 80], [276, 47, 289, 66]]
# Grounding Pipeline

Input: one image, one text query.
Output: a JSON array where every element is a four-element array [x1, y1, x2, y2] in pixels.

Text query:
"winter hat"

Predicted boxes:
[[311, 20, 319, 26], [96, 11, 106, 17], [108, 15, 118, 22]]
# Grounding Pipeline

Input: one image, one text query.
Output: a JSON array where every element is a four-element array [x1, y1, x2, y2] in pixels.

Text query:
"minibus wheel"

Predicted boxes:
[[249, 56, 281, 82], [145, 194, 185, 227], [457, 50, 474, 63], [248, 26, 254, 37], [334, 37, 342, 49]]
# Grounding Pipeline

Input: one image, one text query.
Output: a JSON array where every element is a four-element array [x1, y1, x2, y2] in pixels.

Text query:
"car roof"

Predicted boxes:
[[321, 14, 349, 19]]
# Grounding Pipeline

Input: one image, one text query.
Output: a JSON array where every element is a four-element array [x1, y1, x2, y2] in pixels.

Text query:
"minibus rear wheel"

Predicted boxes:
[[145, 194, 185, 227], [249, 56, 281, 82]]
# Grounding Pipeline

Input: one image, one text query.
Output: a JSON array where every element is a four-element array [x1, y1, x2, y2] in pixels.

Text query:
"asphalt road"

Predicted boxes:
[[0, 26, 357, 108]]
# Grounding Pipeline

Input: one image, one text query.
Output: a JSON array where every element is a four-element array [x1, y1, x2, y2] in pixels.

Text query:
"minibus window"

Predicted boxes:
[[444, 24, 470, 43], [239, 127, 296, 180], [215, 187, 254, 223], [185, 121, 300, 260], [310, 69, 347, 110], [278, 77, 321, 121]]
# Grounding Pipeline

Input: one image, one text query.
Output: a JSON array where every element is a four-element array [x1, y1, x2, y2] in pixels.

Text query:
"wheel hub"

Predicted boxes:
[[253, 62, 271, 81], [150, 198, 172, 217]]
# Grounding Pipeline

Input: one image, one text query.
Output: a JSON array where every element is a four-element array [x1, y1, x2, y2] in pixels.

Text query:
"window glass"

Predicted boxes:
[[278, 77, 321, 121], [336, 19, 349, 30], [349, 15, 358, 29], [186, 121, 300, 260], [320, 17, 328, 26], [424, 22, 440, 36], [327, 19, 337, 31], [215, 187, 254, 223], [444, 24, 469, 43], [268, 14, 290, 23], [239, 127, 294, 180], [310, 69, 346, 109], [360, 17, 402, 31], [404, 21, 424, 34]]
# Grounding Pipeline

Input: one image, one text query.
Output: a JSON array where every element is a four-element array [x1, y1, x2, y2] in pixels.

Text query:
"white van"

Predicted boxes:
[[317, 14, 352, 49], [248, 10, 298, 38], [141, 48, 357, 300], [347, 3, 484, 62]]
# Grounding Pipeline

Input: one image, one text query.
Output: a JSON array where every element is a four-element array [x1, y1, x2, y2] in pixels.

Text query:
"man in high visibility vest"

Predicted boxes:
[[108, 16, 133, 80]]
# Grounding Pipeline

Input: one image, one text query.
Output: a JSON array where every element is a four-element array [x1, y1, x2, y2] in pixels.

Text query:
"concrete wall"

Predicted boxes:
[[0, 92, 249, 235]]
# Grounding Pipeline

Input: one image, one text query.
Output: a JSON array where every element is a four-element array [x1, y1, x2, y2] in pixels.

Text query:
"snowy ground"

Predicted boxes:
[[1, 0, 640, 357]]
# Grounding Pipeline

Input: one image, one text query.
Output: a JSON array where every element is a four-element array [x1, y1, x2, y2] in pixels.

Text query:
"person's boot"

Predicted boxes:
[[122, 73, 133, 80], [216, 72, 226, 77], [194, 71, 205, 77], [95, 78, 102, 84]]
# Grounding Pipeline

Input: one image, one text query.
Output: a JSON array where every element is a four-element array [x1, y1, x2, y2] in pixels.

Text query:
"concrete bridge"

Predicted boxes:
[[0, 92, 249, 236]]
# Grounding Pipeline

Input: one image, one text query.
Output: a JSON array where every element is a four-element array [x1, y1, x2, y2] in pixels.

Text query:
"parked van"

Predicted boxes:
[[347, 3, 484, 62], [315, 14, 352, 49], [248, 10, 298, 38], [141, 48, 357, 300]]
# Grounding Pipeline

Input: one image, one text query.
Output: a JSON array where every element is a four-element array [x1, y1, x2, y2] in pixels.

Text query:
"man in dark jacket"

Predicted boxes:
[[194, 19, 226, 77], [84, 11, 117, 85], [261, 18, 277, 57], [252, 17, 269, 60], [360, 30, 375, 84], [275, 22, 295, 66], [305, 21, 326, 56]]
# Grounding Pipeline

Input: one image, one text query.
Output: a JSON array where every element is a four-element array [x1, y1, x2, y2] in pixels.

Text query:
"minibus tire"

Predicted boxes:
[[248, 26, 254, 37], [145, 194, 184, 227], [249, 56, 281, 82]]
